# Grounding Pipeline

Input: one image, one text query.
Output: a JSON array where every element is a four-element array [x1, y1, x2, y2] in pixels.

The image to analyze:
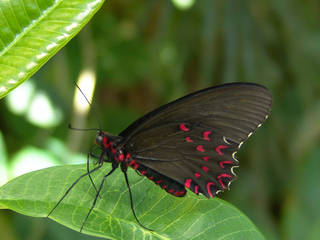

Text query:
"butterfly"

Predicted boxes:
[[48, 82, 272, 231]]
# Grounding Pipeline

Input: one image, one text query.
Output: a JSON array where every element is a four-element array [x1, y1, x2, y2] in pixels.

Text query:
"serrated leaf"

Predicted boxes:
[[0, 0, 105, 99], [0, 164, 264, 239]]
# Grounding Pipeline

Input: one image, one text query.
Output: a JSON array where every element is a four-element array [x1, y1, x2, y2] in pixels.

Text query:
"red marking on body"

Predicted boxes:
[[118, 154, 124, 162], [140, 170, 147, 175], [202, 166, 209, 172], [219, 160, 233, 169], [194, 172, 200, 178], [126, 153, 131, 159], [185, 137, 193, 143], [168, 189, 174, 193], [148, 176, 154, 180], [175, 190, 185, 196], [179, 124, 189, 132], [216, 145, 228, 156], [162, 185, 168, 189], [194, 185, 199, 194], [184, 178, 192, 188], [102, 137, 107, 145], [156, 180, 163, 185], [111, 147, 117, 154], [196, 145, 205, 152], [203, 131, 211, 141], [202, 156, 209, 162], [206, 182, 215, 198], [217, 173, 233, 188], [133, 163, 139, 170]]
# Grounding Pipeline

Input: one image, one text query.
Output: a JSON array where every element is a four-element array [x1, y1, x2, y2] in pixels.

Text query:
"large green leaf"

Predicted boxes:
[[0, 0, 105, 99], [0, 164, 264, 239]]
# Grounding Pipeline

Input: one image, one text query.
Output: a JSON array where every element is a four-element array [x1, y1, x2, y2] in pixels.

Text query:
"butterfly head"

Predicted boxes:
[[95, 131, 110, 150], [95, 131, 123, 151], [95, 131, 105, 146]]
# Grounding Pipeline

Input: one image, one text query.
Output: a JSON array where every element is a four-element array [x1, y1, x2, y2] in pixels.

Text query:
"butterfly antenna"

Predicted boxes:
[[68, 124, 99, 132], [123, 171, 153, 231], [74, 82, 103, 130]]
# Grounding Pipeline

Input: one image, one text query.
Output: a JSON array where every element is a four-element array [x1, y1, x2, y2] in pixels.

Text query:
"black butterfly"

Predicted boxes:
[[48, 82, 272, 231]]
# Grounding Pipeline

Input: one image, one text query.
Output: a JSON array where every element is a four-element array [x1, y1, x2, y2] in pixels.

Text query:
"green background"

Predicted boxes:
[[1, 0, 320, 239]]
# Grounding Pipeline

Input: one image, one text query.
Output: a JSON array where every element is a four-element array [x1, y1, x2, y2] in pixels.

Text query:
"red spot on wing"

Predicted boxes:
[[148, 176, 154, 180], [216, 145, 228, 156], [194, 172, 201, 178], [202, 156, 210, 162], [217, 173, 233, 188], [118, 154, 124, 162], [185, 137, 193, 143], [179, 124, 189, 132], [219, 160, 233, 169], [196, 145, 205, 152], [111, 147, 117, 154], [156, 180, 163, 185], [126, 153, 131, 160], [184, 179, 192, 188], [174, 190, 185, 196], [168, 189, 174, 193], [206, 182, 215, 198], [203, 131, 211, 141], [202, 166, 209, 172], [140, 170, 147, 175], [162, 185, 168, 189], [194, 185, 199, 194]]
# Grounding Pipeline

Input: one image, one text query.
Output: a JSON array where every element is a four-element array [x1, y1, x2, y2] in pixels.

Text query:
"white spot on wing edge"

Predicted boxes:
[[232, 151, 239, 163], [230, 165, 239, 177], [215, 190, 222, 195], [223, 136, 231, 145]]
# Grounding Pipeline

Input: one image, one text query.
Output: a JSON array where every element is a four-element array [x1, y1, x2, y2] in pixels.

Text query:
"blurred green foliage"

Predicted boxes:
[[1, 0, 320, 239]]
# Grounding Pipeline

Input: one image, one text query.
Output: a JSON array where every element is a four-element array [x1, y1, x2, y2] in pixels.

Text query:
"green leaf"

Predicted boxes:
[[0, 164, 264, 239], [0, 0, 105, 99]]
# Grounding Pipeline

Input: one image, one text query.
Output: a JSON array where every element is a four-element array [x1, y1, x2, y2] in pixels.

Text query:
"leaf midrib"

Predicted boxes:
[[0, 0, 62, 57]]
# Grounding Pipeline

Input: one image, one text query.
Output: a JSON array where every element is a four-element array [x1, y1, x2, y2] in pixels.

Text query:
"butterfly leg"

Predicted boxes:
[[121, 164, 153, 231], [87, 148, 103, 199], [80, 165, 118, 232], [47, 163, 103, 218]]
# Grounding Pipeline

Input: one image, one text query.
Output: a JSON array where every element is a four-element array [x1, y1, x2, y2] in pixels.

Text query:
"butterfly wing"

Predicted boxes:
[[119, 83, 272, 198]]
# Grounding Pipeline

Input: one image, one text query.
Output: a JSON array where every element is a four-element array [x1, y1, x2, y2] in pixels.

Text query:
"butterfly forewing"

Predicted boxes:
[[120, 83, 272, 198]]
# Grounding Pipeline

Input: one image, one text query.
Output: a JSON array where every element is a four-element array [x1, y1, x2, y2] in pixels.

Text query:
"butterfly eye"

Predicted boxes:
[[96, 135, 104, 146]]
